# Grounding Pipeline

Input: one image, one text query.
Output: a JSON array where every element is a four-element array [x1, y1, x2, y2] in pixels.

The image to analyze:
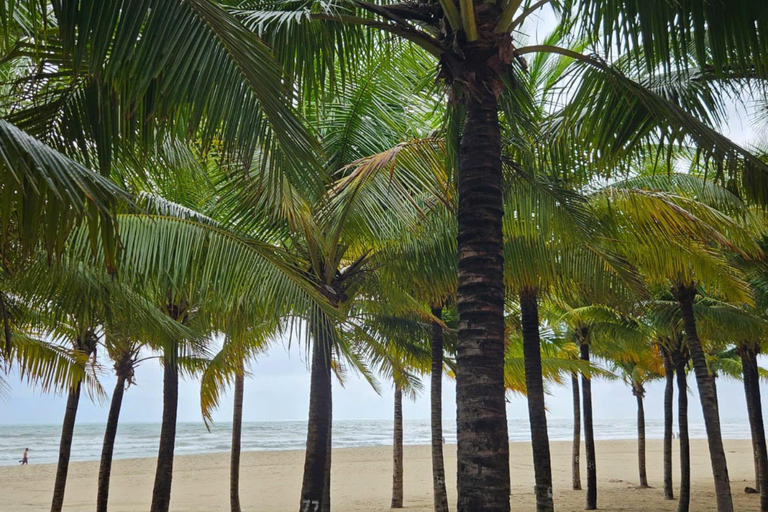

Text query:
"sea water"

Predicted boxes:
[[0, 417, 752, 466]]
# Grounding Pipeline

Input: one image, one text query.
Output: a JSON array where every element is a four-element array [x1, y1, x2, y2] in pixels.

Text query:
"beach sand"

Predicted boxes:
[[0, 439, 760, 511]]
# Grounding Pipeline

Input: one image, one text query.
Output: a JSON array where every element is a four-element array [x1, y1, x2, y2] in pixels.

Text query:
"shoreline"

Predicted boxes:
[[0, 439, 762, 511]]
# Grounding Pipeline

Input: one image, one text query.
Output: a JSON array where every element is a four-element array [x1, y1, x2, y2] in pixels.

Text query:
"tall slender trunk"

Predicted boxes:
[[571, 373, 581, 491], [520, 289, 554, 512], [97, 375, 127, 512], [430, 306, 450, 512], [321, 389, 332, 512], [754, 435, 762, 492], [231, 371, 245, 512], [711, 373, 720, 416], [675, 356, 690, 512], [150, 347, 180, 512], [633, 384, 649, 488], [662, 349, 674, 500], [579, 338, 597, 510], [300, 318, 333, 512], [673, 285, 733, 512], [455, 83, 509, 512], [392, 385, 404, 509], [740, 344, 768, 511], [50, 381, 82, 512]]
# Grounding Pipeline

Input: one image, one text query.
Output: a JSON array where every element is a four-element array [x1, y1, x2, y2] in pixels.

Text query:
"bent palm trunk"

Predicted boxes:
[[633, 384, 649, 488], [675, 354, 690, 512], [231, 371, 245, 512], [97, 375, 127, 512], [455, 82, 510, 512], [580, 338, 597, 510], [673, 285, 732, 512], [740, 344, 768, 511], [300, 319, 333, 512], [392, 386, 404, 508], [150, 348, 180, 512], [571, 373, 582, 491], [520, 289, 554, 512], [430, 306, 450, 512], [51, 382, 82, 512]]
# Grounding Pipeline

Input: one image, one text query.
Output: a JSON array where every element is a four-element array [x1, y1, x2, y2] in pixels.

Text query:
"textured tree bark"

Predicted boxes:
[[230, 371, 244, 512], [50, 381, 82, 512], [675, 355, 690, 512], [662, 349, 675, 500], [571, 373, 582, 491], [392, 385, 404, 509], [580, 338, 597, 510], [430, 306, 450, 512], [520, 289, 554, 512], [740, 344, 768, 511], [673, 285, 733, 512], [455, 84, 510, 512], [97, 375, 127, 512], [300, 319, 333, 512], [150, 347, 180, 512], [321, 390, 332, 512], [634, 385, 649, 488]]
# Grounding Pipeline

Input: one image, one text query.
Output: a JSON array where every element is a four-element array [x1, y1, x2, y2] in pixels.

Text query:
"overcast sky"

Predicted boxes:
[[2, 332, 765, 427], [2, 7, 766, 429]]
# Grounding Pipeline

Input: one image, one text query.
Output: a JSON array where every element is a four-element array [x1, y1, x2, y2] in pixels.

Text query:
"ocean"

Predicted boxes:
[[0, 417, 752, 467]]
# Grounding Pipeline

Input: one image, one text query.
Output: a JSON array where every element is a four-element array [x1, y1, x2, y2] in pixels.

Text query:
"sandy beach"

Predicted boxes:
[[0, 439, 760, 511]]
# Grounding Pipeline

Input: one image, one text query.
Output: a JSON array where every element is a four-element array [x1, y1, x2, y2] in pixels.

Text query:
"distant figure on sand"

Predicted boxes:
[[19, 448, 28, 465]]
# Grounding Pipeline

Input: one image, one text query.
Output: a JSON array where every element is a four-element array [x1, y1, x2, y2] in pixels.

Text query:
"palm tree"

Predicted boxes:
[[51, 327, 99, 512], [199, 321, 278, 512], [97, 339, 140, 512], [738, 340, 768, 508], [430, 305, 451, 512], [570, 372, 581, 491], [8, 4, 768, 510], [660, 344, 675, 500], [554, 302, 653, 510], [672, 341, 691, 512], [596, 175, 763, 512], [611, 350, 665, 488]]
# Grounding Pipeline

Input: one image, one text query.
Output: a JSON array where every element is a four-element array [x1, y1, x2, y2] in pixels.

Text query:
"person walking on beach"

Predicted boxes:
[[19, 448, 28, 465]]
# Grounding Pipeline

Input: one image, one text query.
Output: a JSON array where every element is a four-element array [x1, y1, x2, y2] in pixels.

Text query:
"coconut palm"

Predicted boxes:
[[594, 175, 763, 511], [8, 4, 768, 510], [610, 349, 665, 488], [8, 257, 193, 512], [198, 319, 280, 512]]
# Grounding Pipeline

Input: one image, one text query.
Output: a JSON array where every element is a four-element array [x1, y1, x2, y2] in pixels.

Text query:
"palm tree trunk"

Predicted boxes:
[[662, 349, 674, 500], [579, 338, 597, 510], [740, 344, 768, 510], [391, 385, 404, 509], [520, 289, 554, 512], [150, 347, 180, 512], [455, 80, 510, 512], [711, 373, 720, 416], [673, 285, 733, 512], [571, 373, 581, 491], [754, 435, 762, 492], [321, 390, 332, 512], [675, 355, 690, 512], [300, 319, 333, 512], [231, 371, 245, 512], [97, 375, 127, 512], [430, 305, 450, 512], [633, 385, 649, 488], [51, 381, 82, 512]]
